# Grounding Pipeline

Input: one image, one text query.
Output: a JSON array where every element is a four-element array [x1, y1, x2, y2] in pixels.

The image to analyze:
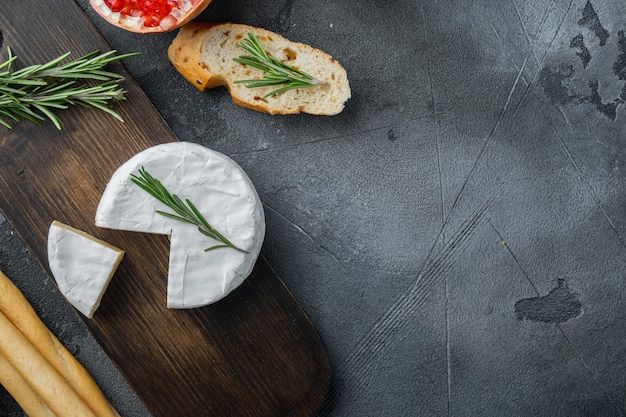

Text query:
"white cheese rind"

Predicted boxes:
[[95, 142, 265, 308], [47, 221, 124, 318]]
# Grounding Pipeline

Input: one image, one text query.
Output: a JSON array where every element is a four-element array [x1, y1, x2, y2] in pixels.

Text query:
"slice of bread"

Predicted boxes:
[[168, 22, 351, 115]]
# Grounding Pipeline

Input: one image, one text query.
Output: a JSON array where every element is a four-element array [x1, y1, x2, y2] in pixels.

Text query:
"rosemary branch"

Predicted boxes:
[[233, 32, 327, 97], [0, 48, 139, 130], [130, 167, 249, 254]]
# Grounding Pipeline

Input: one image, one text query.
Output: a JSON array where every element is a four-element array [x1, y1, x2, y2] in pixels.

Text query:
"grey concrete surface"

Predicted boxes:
[[2, 0, 626, 416]]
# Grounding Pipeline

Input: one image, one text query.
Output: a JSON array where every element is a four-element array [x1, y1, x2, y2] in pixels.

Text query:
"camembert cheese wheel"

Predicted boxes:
[[95, 142, 265, 308], [47, 221, 124, 318]]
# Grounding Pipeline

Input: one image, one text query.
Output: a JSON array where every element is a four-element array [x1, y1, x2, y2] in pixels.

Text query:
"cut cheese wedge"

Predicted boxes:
[[95, 142, 265, 308], [47, 221, 124, 318]]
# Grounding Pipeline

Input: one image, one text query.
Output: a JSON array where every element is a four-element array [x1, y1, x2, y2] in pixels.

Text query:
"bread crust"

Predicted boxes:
[[168, 22, 351, 115], [168, 22, 221, 90]]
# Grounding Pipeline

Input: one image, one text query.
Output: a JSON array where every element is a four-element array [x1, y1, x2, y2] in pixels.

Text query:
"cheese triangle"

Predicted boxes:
[[47, 221, 124, 318]]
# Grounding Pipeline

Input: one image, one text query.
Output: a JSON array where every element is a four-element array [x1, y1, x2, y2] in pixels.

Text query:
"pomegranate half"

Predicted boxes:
[[90, 0, 212, 33]]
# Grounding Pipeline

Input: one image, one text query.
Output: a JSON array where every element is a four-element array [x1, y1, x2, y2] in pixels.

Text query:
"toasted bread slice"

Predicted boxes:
[[168, 22, 351, 115]]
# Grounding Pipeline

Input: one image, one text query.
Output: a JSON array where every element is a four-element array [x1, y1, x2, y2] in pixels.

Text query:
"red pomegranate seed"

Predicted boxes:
[[103, 0, 182, 27]]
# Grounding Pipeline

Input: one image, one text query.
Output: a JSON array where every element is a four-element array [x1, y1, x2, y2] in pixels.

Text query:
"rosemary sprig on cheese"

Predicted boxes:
[[233, 32, 327, 97], [0, 48, 138, 130], [130, 167, 249, 254]]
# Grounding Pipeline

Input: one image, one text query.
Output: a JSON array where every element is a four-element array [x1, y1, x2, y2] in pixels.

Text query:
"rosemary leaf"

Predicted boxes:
[[204, 245, 230, 252], [233, 32, 327, 97], [155, 210, 196, 225], [131, 167, 249, 254], [0, 47, 139, 130]]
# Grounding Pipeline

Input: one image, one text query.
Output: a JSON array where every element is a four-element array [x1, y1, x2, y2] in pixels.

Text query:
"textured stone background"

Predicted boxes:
[[2, 0, 626, 415]]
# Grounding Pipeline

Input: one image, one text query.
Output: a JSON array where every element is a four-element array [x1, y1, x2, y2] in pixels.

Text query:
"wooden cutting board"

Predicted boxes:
[[0, 1, 330, 416]]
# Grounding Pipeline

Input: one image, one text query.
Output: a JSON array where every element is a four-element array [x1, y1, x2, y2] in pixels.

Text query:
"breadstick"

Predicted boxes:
[[0, 310, 100, 417], [0, 270, 119, 417], [0, 353, 57, 417]]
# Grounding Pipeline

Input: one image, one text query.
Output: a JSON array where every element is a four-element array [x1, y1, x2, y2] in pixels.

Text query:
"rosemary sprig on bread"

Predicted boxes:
[[233, 32, 327, 97]]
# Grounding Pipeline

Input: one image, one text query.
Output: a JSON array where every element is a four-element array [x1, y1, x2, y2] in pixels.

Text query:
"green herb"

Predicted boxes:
[[130, 167, 249, 254], [0, 48, 139, 130], [233, 32, 327, 97]]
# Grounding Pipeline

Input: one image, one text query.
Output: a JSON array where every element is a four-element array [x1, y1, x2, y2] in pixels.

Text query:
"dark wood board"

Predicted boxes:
[[0, 1, 330, 416]]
